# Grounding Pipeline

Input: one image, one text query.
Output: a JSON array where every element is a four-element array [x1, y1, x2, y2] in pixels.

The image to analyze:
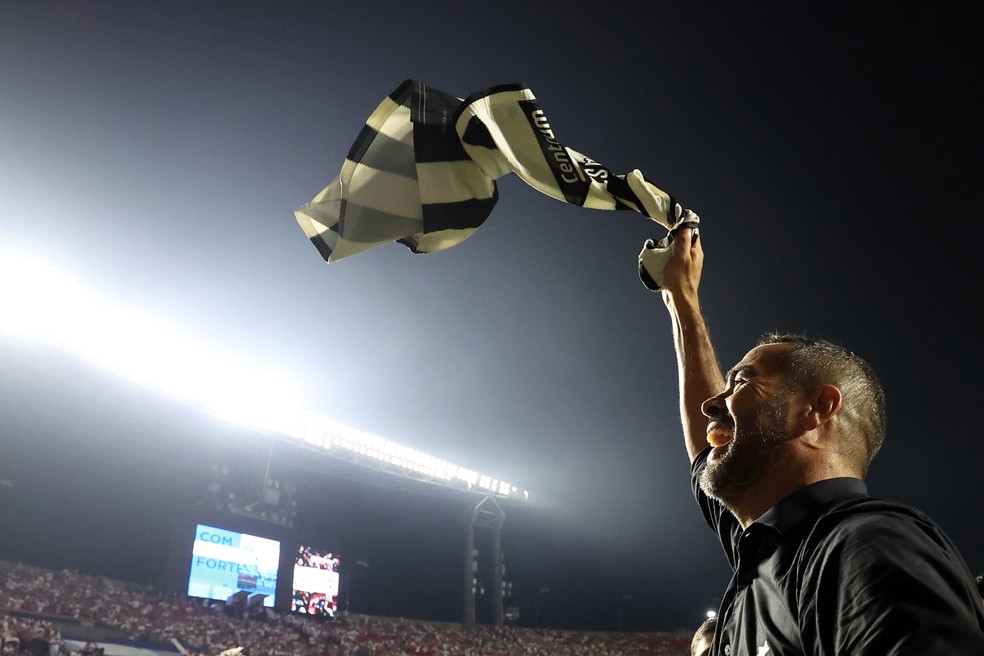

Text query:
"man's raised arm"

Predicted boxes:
[[651, 223, 724, 463]]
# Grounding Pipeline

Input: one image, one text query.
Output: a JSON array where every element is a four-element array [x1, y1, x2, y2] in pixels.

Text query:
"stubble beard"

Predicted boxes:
[[699, 393, 791, 509]]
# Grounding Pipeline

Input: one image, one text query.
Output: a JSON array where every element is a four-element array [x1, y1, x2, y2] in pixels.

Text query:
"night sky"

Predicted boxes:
[[1, 1, 982, 634]]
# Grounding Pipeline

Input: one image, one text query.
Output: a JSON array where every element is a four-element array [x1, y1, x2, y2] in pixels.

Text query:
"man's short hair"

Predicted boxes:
[[758, 333, 886, 476]]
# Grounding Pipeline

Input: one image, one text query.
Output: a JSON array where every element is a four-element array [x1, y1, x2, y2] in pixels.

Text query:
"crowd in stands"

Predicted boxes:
[[1, 613, 60, 655], [0, 561, 690, 656]]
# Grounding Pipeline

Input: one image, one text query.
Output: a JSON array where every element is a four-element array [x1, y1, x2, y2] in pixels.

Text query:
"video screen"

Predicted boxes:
[[187, 523, 280, 607], [290, 544, 340, 617]]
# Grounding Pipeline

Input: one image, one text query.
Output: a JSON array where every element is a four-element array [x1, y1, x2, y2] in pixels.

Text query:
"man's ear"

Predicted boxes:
[[803, 384, 842, 431]]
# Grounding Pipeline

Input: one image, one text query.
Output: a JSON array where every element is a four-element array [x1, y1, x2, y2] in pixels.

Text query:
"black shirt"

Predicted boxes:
[[692, 448, 984, 655]]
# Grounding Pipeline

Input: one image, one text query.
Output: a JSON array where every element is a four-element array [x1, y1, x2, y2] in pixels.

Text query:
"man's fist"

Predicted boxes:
[[638, 210, 700, 291]]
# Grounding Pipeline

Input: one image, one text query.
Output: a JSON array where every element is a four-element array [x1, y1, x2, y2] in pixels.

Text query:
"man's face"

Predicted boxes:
[[699, 343, 798, 506]]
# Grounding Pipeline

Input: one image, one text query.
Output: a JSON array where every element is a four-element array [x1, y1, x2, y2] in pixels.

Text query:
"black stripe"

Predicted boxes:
[[422, 188, 499, 233], [408, 81, 463, 128], [638, 260, 660, 291], [397, 235, 422, 252], [387, 79, 417, 106], [413, 122, 471, 163], [518, 99, 588, 207], [346, 123, 381, 165], [606, 176, 634, 209], [460, 116, 497, 150], [309, 235, 334, 262]]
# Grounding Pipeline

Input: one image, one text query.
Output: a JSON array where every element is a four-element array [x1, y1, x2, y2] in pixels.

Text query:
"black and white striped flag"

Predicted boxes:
[[295, 79, 690, 267]]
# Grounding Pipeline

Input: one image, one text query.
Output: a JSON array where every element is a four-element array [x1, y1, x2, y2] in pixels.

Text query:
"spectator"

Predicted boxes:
[[689, 616, 715, 656]]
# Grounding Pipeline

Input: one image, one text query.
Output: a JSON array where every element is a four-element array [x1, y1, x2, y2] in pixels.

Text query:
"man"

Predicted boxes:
[[652, 224, 984, 654]]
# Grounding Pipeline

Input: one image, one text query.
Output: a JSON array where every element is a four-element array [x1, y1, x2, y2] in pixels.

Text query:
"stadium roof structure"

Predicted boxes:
[[284, 415, 525, 499], [0, 248, 528, 502]]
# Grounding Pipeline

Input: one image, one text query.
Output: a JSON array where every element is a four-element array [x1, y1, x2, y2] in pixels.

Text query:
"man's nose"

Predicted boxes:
[[701, 393, 726, 419]]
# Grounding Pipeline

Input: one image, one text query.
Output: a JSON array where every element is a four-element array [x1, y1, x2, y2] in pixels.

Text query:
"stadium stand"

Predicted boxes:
[[1, 561, 690, 655]]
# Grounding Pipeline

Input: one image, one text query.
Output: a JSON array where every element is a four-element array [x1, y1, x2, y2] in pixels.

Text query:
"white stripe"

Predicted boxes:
[[294, 179, 342, 237], [294, 209, 332, 239], [415, 228, 477, 253], [581, 185, 618, 210], [328, 235, 399, 261], [364, 97, 414, 146]]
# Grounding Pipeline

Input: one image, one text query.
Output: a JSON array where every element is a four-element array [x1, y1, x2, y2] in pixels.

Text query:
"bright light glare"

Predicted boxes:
[[706, 610, 717, 619], [0, 248, 527, 498], [0, 249, 301, 435], [283, 414, 526, 496]]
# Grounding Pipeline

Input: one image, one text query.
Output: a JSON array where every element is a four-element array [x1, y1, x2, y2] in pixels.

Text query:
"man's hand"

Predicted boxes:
[[658, 220, 702, 310], [637, 210, 700, 293]]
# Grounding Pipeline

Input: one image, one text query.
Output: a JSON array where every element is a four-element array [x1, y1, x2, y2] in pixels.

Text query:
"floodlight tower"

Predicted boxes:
[[463, 494, 506, 629]]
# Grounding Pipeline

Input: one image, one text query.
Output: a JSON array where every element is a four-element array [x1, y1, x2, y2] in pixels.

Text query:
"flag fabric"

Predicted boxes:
[[295, 79, 689, 264]]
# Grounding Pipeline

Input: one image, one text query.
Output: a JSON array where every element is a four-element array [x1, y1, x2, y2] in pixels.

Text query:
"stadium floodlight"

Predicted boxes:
[[0, 249, 302, 435], [0, 247, 528, 499]]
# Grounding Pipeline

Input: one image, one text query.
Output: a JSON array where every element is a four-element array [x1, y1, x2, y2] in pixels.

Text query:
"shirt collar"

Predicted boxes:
[[753, 477, 868, 535]]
